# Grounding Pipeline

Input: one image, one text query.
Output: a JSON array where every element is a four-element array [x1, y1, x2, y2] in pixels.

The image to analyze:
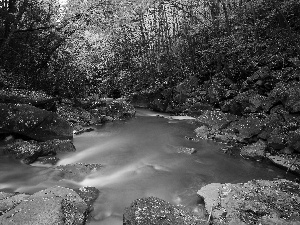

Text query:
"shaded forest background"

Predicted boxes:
[[1, 0, 300, 106]]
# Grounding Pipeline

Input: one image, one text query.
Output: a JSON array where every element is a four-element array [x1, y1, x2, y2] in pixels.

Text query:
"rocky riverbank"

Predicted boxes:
[[127, 63, 300, 225], [0, 88, 136, 165], [197, 179, 300, 225], [130, 63, 300, 177], [123, 179, 300, 225], [0, 88, 136, 224]]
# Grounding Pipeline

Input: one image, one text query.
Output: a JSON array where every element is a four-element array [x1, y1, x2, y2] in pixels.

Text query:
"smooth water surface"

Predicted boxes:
[[0, 109, 297, 224]]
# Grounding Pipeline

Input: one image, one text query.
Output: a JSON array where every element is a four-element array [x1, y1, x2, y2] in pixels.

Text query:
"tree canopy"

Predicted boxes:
[[1, 0, 299, 98]]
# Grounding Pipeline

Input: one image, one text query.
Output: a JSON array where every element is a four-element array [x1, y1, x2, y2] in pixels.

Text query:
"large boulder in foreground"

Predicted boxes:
[[0, 186, 100, 225], [0, 103, 73, 141], [123, 196, 206, 225], [197, 179, 300, 225]]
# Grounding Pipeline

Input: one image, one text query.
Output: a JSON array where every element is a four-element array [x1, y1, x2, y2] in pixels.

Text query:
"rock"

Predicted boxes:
[[196, 110, 238, 131], [185, 136, 200, 142], [240, 140, 267, 160], [3, 139, 75, 164], [123, 196, 205, 225], [269, 81, 300, 113], [40, 139, 76, 153], [289, 57, 300, 68], [267, 132, 286, 151], [226, 115, 266, 142], [0, 193, 29, 216], [73, 127, 95, 135], [195, 125, 210, 139], [177, 147, 197, 154], [258, 111, 285, 140], [242, 67, 279, 93], [56, 163, 102, 181], [213, 133, 240, 144], [221, 91, 272, 115], [35, 156, 60, 165], [0, 186, 91, 225], [4, 141, 41, 164], [248, 67, 272, 82], [197, 179, 300, 225], [58, 99, 135, 134], [266, 153, 300, 175], [0, 193, 15, 201], [221, 145, 241, 156], [102, 116, 114, 122], [74, 187, 100, 210], [280, 147, 294, 154], [0, 103, 73, 141]]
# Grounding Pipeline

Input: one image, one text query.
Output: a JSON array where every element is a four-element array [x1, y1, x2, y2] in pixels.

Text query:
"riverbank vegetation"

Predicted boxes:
[[0, 0, 299, 98]]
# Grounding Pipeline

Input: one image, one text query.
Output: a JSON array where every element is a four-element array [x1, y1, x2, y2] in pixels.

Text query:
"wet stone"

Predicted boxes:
[[198, 179, 300, 225], [55, 163, 103, 182], [123, 196, 206, 225]]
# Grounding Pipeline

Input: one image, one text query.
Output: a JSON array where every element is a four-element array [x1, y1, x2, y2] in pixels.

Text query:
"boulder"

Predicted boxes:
[[196, 110, 238, 131], [241, 67, 278, 93], [0, 103, 73, 141], [221, 91, 272, 115], [123, 197, 205, 225], [195, 125, 210, 139], [266, 153, 300, 175], [267, 131, 286, 151], [226, 115, 266, 142], [3, 139, 75, 164], [198, 179, 300, 225], [213, 133, 241, 144], [0, 186, 92, 225], [74, 187, 100, 210], [258, 111, 285, 140], [55, 163, 103, 181], [240, 139, 267, 160], [269, 81, 300, 113], [176, 147, 197, 154], [35, 156, 60, 165]]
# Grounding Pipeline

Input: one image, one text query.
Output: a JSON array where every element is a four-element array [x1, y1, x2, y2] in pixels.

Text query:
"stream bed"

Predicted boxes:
[[0, 109, 297, 224]]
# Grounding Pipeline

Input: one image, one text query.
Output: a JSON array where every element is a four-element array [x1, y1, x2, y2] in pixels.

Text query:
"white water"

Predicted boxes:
[[0, 109, 297, 224]]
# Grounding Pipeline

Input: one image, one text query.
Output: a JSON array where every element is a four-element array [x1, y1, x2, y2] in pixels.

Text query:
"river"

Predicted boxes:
[[0, 109, 297, 224]]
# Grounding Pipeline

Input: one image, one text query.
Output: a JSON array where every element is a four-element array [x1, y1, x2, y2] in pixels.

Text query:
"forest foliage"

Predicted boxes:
[[0, 0, 299, 98]]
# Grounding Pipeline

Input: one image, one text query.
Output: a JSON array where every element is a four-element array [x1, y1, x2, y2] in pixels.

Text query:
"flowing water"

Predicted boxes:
[[0, 109, 297, 224]]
